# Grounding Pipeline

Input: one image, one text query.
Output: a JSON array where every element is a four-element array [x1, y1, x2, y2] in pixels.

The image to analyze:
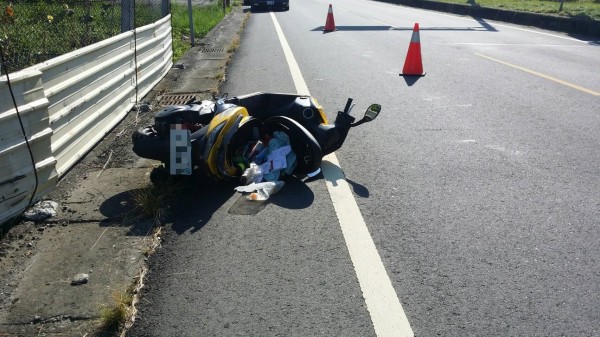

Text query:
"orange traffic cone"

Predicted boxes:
[[400, 23, 425, 77], [323, 4, 336, 32]]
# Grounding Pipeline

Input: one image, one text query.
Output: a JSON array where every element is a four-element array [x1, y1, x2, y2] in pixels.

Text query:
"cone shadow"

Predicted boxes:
[[400, 74, 424, 86]]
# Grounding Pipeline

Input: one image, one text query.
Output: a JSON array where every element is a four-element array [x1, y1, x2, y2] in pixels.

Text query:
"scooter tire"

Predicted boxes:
[[149, 166, 170, 186]]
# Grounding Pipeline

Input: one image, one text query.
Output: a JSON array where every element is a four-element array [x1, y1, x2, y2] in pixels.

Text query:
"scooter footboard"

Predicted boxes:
[[226, 92, 326, 129]]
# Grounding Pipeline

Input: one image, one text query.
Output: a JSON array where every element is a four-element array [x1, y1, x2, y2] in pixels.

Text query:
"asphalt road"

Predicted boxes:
[[129, 1, 599, 336]]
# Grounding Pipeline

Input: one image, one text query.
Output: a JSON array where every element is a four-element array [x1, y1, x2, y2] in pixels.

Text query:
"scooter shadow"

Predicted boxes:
[[98, 174, 315, 235], [260, 176, 314, 210], [169, 179, 238, 234], [96, 175, 235, 235], [98, 189, 157, 236]]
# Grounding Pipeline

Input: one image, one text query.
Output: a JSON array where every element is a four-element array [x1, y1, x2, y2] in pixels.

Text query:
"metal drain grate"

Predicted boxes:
[[200, 48, 225, 53], [158, 94, 198, 106]]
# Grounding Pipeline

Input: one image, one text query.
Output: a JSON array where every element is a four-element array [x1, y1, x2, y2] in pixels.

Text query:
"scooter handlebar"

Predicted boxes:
[[343, 98, 353, 114]]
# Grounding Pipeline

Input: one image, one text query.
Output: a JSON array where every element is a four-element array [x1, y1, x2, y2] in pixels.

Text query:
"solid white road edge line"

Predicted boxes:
[[270, 12, 414, 337], [270, 12, 309, 96], [321, 155, 415, 337]]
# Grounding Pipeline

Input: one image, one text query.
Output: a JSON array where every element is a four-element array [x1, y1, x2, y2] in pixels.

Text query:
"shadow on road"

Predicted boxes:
[[169, 180, 238, 234], [346, 178, 370, 198], [311, 25, 497, 32], [160, 175, 314, 234]]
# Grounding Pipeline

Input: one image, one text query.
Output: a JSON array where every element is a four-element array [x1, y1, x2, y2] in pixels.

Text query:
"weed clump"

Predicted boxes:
[[100, 291, 133, 333]]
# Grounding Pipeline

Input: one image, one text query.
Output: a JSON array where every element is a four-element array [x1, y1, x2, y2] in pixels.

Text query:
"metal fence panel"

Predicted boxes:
[[0, 13, 172, 225], [0, 69, 57, 224], [36, 31, 137, 176], [135, 15, 173, 99]]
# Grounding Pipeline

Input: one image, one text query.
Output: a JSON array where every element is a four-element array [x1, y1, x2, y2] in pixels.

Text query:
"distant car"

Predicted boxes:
[[249, 0, 289, 11]]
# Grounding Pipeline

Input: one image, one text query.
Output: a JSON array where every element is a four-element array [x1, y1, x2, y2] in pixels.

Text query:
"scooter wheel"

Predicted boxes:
[[149, 166, 170, 186]]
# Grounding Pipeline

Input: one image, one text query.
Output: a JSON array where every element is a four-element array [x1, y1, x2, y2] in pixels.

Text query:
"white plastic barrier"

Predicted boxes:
[[135, 16, 174, 100], [0, 70, 56, 224], [0, 15, 172, 225]]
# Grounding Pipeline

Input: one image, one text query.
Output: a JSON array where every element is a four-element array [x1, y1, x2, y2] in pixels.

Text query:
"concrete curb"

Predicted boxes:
[[149, 7, 249, 103], [375, 0, 600, 38]]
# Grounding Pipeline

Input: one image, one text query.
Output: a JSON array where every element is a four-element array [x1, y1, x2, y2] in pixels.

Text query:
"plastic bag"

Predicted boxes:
[[234, 181, 285, 201], [241, 162, 263, 184]]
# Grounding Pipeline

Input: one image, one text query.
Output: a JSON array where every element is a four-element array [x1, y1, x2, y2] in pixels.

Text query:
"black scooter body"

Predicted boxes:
[[132, 92, 368, 181]]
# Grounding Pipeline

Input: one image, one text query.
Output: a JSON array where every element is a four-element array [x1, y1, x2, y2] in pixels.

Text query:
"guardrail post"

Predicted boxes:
[[121, 0, 134, 32], [188, 0, 195, 46], [162, 0, 170, 18]]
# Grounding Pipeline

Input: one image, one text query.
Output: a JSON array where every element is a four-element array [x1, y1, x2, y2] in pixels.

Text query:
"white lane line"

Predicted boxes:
[[271, 12, 309, 95], [321, 155, 414, 337], [373, 19, 396, 28], [270, 12, 414, 337], [475, 52, 600, 96], [436, 43, 590, 47]]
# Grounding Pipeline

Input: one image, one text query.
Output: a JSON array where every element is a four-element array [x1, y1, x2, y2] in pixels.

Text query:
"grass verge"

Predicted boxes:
[[432, 0, 600, 21], [170, 2, 234, 62], [128, 175, 187, 224], [129, 186, 170, 224]]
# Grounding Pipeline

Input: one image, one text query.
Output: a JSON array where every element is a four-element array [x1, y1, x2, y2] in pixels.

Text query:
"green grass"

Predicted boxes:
[[170, 2, 233, 62], [432, 0, 600, 21], [0, 1, 163, 72], [0, 0, 231, 71]]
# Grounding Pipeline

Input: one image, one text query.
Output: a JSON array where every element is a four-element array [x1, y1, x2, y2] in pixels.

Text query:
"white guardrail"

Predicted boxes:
[[0, 15, 173, 225]]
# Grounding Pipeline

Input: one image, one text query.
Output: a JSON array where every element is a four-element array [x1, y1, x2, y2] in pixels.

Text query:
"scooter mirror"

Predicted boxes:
[[350, 104, 381, 128], [364, 104, 381, 122]]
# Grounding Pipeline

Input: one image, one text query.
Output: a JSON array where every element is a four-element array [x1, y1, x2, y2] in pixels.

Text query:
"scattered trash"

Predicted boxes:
[[22, 201, 58, 222], [262, 131, 296, 181], [71, 273, 89, 286], [139, 103, 152, 113], [132, 102, 152, 112], [241, 162, 263, 185], [237, 130, 297, 186], [234, 181, 285, 201]]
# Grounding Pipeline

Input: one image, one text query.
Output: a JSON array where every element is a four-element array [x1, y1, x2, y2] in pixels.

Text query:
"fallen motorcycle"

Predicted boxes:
[[132, 92, 380, 184]]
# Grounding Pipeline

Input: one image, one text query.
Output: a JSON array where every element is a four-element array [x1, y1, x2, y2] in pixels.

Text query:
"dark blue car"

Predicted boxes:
[[249, 0, 289, 11]]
